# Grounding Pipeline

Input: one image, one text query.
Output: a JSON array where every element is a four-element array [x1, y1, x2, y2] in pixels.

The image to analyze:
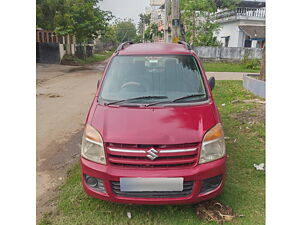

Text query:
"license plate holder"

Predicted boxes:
[[120, 177, 184, 192]]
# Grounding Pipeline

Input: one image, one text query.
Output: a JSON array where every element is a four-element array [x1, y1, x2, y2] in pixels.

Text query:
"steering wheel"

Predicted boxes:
[[121, 82, 146, 91]]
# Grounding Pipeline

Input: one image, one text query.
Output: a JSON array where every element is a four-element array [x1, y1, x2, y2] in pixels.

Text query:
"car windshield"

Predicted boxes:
[[99, 55, 208, 105]]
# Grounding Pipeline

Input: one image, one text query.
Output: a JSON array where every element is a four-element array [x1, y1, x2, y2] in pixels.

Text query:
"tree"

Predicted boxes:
[[37, 0, 113, 44], [133, 34, 143, 43], [144, 26, 153, 42], [37, 0, 113, 58], [54, 0, 113, 44], [115, 19, 137, 43], [137, 13, 151, 35], [181, 0, 238, 46], [36, 0, 57, 30], [100, 25, 117, 44], [143, 23, 163, 42], [260, 45, 266, 81]]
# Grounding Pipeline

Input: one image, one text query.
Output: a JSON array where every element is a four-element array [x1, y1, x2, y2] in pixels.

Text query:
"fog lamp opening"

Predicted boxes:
[[200, 175, 223, 194], [84, 174, 106, 193]]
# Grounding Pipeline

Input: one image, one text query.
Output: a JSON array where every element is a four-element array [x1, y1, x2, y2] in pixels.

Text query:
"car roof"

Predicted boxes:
[[118, 42, 193, 55]]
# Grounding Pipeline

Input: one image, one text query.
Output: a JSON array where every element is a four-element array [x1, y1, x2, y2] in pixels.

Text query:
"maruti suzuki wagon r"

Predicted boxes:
[[80, 41, 226, 204]]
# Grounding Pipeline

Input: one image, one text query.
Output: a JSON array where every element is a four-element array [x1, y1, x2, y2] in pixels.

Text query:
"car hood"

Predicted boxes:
[[91, 103, 217, 145]]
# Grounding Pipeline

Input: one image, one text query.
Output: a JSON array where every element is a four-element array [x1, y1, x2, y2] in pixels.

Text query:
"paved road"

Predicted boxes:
[[206, 72, 250, 80], [36, 62, 106, 219]]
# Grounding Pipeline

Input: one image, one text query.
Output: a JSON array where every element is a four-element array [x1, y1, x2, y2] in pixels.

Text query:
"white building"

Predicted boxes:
[[215, 0, 265, 48], [149, 0, 165, 25], [143, 0, 166, 42]]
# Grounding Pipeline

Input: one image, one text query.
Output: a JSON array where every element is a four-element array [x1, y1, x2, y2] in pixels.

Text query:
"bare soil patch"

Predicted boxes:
[[195, 200, 236, 223], [37, 129, 82, 220], [231, 103, 265, 124]]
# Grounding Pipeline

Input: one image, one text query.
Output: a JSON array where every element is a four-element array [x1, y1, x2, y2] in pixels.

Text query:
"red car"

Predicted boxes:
[[80, 41, 226, 204]]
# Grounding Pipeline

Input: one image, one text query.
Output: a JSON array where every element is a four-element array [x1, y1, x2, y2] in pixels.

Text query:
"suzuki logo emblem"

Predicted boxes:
[[146, 148, 158, 160]]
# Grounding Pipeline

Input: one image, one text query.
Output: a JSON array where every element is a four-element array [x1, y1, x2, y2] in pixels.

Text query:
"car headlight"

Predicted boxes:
[[81, 124, 106, 164], [199, 123, 226, 164]]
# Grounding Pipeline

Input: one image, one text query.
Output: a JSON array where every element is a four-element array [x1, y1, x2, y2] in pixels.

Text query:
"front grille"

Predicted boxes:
[[111, 181, 194, 198], [106, 142, 200, 168]]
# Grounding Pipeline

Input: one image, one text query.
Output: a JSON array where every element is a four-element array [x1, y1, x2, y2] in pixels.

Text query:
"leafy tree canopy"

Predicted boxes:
[[100, 25, 117, 44], [181, 0, 238, 11], [144, 26, 153, 42], [143, 23, 164, 42], [137, 13, 151, 34], [36, 0, 113, 44], [115, 19, 137, 43], [181, 0, 238, 46]]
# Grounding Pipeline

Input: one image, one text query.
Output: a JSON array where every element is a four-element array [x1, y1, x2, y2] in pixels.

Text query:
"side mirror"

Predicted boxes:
[[208, 77, 215, 90], [97, 80, 100, 89]]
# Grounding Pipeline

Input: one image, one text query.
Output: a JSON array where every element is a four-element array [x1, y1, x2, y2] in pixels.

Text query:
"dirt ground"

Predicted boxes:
[[36, 62, 106, 219], [231, 100, 265, 124]]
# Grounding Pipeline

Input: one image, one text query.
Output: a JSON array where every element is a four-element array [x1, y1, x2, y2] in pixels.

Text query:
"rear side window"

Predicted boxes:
[[99, 55, 207, 104]]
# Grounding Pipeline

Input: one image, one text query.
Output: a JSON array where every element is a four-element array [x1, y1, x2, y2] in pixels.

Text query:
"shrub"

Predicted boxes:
[[241, 54, 261, 69], [245, 58, 261, 69], [60, 55, 81, 65]]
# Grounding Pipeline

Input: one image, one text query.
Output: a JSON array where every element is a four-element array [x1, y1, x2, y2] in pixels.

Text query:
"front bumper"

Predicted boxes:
[[80, 156, 226, 204]]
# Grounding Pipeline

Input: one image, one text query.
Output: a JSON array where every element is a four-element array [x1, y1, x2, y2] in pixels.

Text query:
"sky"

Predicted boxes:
[[99, 0, 150, 26]]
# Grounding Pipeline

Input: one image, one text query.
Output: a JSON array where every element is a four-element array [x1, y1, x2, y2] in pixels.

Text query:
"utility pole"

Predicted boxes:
[[171, 0, 180, 43], [164, 0, 169, 43], [142, 17, 145, 43]]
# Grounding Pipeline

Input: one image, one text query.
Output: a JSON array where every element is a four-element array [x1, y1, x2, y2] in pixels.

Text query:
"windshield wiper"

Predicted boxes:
[[146, 93, 206, 107], [172, 93, 206, 102], [104, 95, 168, 106]]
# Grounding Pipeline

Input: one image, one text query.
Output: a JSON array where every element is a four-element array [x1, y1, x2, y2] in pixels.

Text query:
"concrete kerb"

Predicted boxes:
[[243, 74, 265, 98]]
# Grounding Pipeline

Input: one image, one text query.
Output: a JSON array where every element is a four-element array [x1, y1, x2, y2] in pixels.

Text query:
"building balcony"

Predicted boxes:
[[215, 7, 265, 23]]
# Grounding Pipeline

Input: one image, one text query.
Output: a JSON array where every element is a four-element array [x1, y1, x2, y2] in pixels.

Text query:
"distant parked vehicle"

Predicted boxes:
[[80, 41, 226, 204]]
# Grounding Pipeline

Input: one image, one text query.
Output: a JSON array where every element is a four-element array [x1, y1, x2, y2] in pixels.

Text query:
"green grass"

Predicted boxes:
[[202, 62, 260, 73], [78, 51, 113, 64], [61, 51, 113, 66], [39, 81, 265, 225]]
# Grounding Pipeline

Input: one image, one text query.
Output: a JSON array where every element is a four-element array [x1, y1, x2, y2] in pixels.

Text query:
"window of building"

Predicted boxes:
[[244, 35, 252, 47], [48, 32, 52, 42], [38, 32, 42, 43], [43, 32, 47, 42], [225, 36, 230, 47]]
